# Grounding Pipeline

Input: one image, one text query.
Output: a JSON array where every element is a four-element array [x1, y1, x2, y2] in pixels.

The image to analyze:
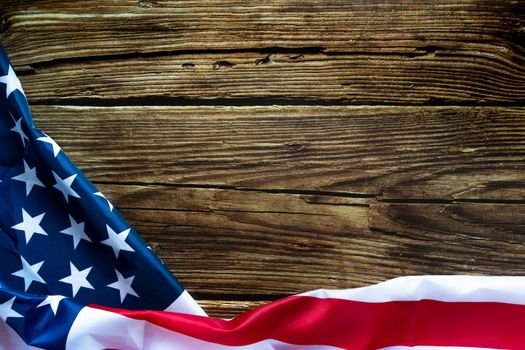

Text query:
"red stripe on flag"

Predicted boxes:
[[92, 296, 525, 349]]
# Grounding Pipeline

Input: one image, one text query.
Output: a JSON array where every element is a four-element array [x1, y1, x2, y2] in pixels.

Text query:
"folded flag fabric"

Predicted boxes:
[[0, 45, 204, 349], [3, 275, 525, 349], [1, 46, 523, 350]]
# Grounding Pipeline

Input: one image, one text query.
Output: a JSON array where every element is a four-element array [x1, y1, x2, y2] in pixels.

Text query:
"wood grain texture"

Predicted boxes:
[[93, 183, 525, 296], [1, 0, 523, 63], [199, 300, 267, 318], [16, 50, 525, 104], [2, 0, 523, 104], [31, 105, 525, 200]]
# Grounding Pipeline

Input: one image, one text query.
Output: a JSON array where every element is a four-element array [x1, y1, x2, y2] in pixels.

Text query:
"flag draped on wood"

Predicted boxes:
[[0, 45, 204, 349], [1, 46, 524, 350], [3, 274, 525, 349]]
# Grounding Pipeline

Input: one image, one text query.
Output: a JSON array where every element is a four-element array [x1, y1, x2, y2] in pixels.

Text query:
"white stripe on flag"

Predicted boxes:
[[379, 347, 499, 350], [0, 291, 205, 350], [66, 306, 345, 350], [301, 275, 525, 304], [165, 290, 207, 316]]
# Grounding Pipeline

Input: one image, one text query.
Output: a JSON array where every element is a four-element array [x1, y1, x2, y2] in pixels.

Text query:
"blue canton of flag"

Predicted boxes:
[[0, 45, 204, 349]]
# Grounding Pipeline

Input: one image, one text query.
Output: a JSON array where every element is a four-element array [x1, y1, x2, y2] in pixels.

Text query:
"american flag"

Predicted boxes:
[[0, 45, 204, 348], [1, 45, 525, 350]]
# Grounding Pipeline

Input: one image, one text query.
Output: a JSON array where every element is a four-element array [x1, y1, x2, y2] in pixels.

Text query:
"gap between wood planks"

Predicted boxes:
[[27, 97, 525, 108], [92, 181, 525, 205]]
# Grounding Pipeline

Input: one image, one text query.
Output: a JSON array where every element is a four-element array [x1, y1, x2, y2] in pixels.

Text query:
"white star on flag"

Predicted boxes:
[[10, 115, 28, 147], [37, 134, 62, 157], [0, 65, 25, 98], [11, 256, 45, 292], [60, 215, 92, 249], [101, 225, 135, 258], [107, 269, 139, 303], [11, 160, 45, 196], [37, 295, 66, 316], [11, 208, 48, 244], [59, 262, 94, 297], [0, 297, 22, 322], [94, 191, 114, 211], [52, 171, 81, 203]]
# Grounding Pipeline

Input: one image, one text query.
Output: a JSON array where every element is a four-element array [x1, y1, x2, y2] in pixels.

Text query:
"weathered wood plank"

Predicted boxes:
[[1, 0, 523, 64], [31, 105, 525, 200], [2, 1, 523, 104], [95, 184, 525, 296], [199, 300, 267, 319], [368, 202, 525, 272], [16, 50, 525, 104]]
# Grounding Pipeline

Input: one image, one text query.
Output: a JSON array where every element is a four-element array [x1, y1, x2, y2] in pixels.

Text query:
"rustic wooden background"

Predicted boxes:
[[1, 1, 524, 318]]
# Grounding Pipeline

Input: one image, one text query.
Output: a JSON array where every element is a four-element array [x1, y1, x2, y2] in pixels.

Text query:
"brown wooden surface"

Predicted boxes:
[[1, 0, 524, 318], [32, 106, 525, 200], [12, 52, 525, 104]]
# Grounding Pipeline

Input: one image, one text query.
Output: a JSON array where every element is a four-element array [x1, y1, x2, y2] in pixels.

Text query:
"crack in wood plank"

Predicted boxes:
[[30, 105, 525, 201]]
